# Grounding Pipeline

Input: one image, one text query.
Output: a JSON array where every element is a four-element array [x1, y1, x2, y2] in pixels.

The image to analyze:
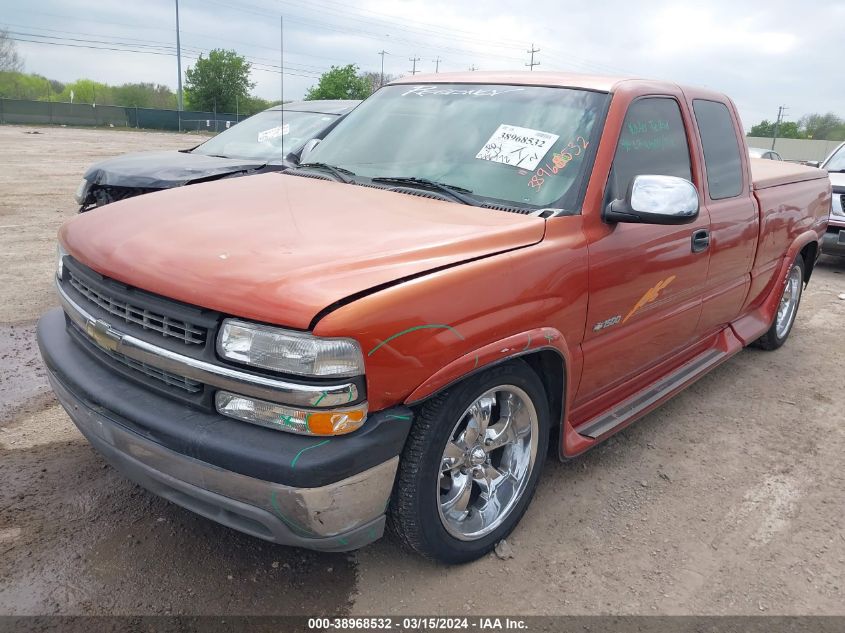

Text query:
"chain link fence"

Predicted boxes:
[[0, 98, 245, 133]]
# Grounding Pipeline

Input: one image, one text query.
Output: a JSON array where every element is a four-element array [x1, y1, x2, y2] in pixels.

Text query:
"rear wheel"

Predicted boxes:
[[755, 255, 805, 350], [389, 361, 549, 563]]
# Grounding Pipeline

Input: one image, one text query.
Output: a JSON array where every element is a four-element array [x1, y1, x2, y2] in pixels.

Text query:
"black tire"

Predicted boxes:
[[754, 255, 805, 351], [388, 360, 550, 563]]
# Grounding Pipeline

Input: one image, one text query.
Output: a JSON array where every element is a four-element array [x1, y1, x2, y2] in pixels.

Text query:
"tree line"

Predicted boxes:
[[1, 29, 390, 115], [748, 114, 845, 142], [0, 70, 280, 116]]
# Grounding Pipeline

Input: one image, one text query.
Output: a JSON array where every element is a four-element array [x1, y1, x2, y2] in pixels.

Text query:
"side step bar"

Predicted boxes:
[[577, 349, 726, 440]]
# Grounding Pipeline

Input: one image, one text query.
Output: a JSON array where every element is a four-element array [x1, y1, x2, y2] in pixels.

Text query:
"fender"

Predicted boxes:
[[731, 230, 820, 346], [405, 327, 582, 463], [405, 327, 575, 405]]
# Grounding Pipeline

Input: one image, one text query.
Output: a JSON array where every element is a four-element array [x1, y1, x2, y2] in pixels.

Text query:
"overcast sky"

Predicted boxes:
[[2, 0, 843, 129]]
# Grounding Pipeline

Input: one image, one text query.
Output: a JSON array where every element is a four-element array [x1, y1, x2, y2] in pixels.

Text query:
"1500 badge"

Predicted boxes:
[[593, 315, 622, 332]]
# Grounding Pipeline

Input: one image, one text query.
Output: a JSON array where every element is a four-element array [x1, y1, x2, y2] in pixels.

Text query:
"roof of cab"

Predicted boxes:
[[388, 70, 647, 93]]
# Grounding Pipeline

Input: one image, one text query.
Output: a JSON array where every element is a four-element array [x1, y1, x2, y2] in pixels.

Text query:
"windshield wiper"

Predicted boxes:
[[370, 176, 481, 206], [297, 162, 356, 183]]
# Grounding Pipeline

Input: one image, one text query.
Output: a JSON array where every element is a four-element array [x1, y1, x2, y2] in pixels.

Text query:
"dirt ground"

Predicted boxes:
[[0, 125, 843, 617]]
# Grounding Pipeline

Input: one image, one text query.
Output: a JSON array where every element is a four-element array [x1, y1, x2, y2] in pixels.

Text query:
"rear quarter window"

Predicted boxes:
[[693, 99, 743, 199]]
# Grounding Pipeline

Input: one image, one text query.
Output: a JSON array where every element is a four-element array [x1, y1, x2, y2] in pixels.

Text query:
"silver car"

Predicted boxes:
[[820, 142, 845, 256], [748, 147, 783, 161]]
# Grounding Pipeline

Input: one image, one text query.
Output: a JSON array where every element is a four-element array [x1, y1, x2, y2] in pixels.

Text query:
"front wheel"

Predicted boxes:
[[389, 361, 549, 563], [755, 255, 805, 350]]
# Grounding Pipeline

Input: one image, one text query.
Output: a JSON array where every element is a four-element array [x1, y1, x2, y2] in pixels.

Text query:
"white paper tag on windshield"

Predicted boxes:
[[258, 123, 289, 143], [475, 124, 559, 170]]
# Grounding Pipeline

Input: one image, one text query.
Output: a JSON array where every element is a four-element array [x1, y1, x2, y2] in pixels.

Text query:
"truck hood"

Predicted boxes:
[[61, 173, 546, 330], [83, 150, 270, 189]]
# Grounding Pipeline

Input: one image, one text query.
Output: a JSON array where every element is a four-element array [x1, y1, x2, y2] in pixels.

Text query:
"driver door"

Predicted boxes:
[[575, 96, 711, 410]]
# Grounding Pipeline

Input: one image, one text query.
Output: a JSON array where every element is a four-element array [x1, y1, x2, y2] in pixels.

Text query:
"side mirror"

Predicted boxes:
[[299, 138, 321, 164], [604, 175, 699, 225], [805, 160, 821, 168]]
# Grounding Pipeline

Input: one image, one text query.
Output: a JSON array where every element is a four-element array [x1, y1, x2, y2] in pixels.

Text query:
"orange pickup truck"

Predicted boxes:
[[38, 72, 830, 563]]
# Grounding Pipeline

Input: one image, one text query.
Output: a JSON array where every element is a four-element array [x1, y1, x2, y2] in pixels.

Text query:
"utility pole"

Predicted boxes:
[[175, 0, 183, 132], [469, 64, 478, 71], [771, 105, 788, 151], [377, 50, 388, 87], [281, 15, 285, 162], [526, 43, 540, 70], [433, 56, 441, 73], [409, 56, 420, 75]]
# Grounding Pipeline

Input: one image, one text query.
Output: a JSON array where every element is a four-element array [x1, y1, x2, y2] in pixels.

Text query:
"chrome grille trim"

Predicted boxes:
[[70, 322, 202, 393], [67, 269, 206, 345], [57, 279, 360, 408]]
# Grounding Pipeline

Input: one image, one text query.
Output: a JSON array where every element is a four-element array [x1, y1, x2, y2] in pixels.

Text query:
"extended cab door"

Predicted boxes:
[[574, 95, 711, 414], [687, 97, 759, 335]]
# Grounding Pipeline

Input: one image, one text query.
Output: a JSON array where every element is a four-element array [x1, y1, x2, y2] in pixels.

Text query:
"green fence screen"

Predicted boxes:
[[0, 98, 245, 132]]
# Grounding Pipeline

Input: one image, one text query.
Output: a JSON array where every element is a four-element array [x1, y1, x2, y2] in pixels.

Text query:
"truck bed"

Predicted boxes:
[[751, 158, 828, 190]]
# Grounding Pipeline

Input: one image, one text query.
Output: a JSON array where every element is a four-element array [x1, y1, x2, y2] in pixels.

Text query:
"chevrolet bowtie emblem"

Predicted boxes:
[[85, 318, 121, 352]]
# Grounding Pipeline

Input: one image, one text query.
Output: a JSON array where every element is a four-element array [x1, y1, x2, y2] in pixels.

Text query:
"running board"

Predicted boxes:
[[576, 349, 726, 440]]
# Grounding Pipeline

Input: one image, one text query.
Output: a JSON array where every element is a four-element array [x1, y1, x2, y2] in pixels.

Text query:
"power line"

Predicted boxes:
[[201, 0, 529, 67], [9, 35, 324, 79], [14, 4, 636, 76]]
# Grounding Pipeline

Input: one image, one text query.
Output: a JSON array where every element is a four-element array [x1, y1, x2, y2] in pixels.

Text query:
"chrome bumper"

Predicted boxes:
[[822, 227, 845, 256], [48, 368, 397, 551]]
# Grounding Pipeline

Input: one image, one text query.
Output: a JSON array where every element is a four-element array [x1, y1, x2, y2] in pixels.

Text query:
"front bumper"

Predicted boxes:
[[822, 223, 845, 256], [38, 309, 412, 551]]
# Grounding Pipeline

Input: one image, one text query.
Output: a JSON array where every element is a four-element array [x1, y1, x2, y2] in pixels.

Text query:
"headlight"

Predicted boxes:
[[217, 319, 364, 377], [216, 391, 367, 435], [74, 179, 90, 205], [56, 243, 68, 279]]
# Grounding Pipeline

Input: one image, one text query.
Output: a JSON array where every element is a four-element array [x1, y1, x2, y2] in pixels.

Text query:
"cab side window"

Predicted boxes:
[[692, 99, 743, 199], [608, 97, 692, 202]]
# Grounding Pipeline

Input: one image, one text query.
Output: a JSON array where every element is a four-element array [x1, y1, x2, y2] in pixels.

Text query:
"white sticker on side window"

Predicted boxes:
[[257, 123, 289, 143], [475, 124, 560, 170]]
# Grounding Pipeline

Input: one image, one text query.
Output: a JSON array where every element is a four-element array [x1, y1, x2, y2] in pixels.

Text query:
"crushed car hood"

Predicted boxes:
[[83, 150, 270, 189], [60, 173, 546, 330]]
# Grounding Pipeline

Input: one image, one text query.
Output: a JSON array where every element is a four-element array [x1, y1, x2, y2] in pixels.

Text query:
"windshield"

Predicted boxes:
[[824, 144, 845, 171], [192, 110, 340, 161], [306, 83, 608, 209]]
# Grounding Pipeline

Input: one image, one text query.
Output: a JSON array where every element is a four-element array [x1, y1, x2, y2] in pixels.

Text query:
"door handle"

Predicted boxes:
[[691, 229, 710, 253]]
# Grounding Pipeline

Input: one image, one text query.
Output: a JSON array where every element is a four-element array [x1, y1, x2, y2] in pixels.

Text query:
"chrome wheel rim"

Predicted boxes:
[[775, 264, 802, 339], [437, 385, 538, 541]]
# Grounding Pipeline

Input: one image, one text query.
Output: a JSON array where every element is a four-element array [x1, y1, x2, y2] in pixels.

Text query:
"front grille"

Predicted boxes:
[[102, 346, 203, 393], [93, 185, 157, 207], [69, 321, 202, 393], [68, 268, 207, 346]]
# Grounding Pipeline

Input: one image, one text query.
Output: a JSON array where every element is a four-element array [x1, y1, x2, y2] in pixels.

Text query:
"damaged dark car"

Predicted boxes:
[[75, 100, 359, 211]]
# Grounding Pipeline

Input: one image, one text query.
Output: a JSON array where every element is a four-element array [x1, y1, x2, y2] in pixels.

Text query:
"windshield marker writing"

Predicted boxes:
[[401, 86, 526, 97]]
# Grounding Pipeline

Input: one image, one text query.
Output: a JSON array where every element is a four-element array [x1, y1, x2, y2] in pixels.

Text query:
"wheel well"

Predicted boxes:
[[800, 241, 818, 284], [520, 350, 565, 450]]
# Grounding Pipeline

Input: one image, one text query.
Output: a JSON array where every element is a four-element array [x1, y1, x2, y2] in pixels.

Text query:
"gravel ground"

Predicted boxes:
[[0, 125, 843, 617]]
